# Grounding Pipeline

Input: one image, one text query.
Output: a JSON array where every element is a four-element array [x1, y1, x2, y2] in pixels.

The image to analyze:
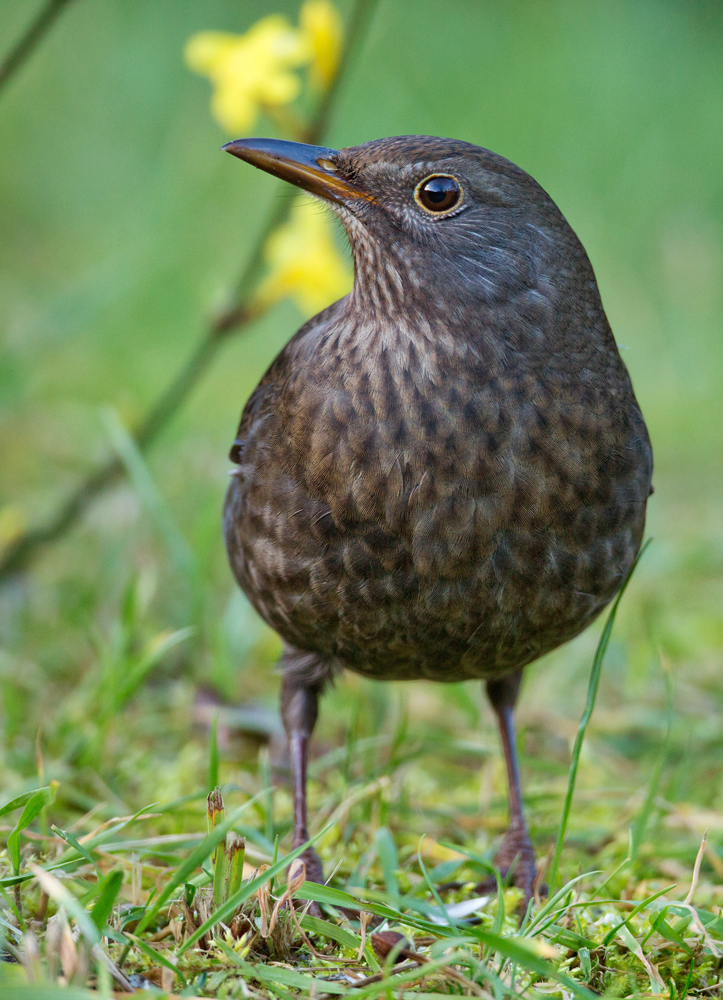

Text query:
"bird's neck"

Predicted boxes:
[[345, 231, 417, 323], [329, 250, 483, 376], [343, 225, 503, 328], [336, 230, 493, 367]]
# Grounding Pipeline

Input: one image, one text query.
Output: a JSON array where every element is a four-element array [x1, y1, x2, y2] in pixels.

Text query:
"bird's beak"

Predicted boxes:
[[222, 137, 374, 205]]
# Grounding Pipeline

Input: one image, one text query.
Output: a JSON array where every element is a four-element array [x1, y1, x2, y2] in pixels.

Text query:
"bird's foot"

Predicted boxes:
[[288, 845, 324, 918], [493, 824, 539, 905], [472, 825, 540, 908], [292, 845, 324, 884]]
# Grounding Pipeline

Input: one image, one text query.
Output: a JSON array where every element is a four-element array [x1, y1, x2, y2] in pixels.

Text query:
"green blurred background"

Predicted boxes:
[[1, 0, 722, 878]]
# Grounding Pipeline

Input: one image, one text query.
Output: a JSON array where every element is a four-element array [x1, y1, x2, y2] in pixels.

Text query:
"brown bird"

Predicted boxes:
[[222, 135, 653, 898]]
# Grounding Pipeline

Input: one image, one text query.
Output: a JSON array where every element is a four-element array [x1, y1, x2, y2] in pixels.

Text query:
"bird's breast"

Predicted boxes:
[[225, 306, 650, 680], [282, 318, 578, 541]]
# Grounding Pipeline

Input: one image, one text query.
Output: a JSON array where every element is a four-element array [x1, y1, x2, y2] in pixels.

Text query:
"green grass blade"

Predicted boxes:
[[7, 785, 56, 873], [602, 883, 676, 946], [124, 932, 187, 986], [207, 786, 226, 907], [549, 538, 652, 890], [295, 881, 414, 924], [524, 871, 599, 936], [417, 838, 459, 933], [485, 874, 504, 962], [177, 823, 333, 954], [0, 789, 48, 821], [27, 862, 100, 946], [647, 908, 694, 955], [299, 913, 363, 951], [590, 855, 630, 901], [375, 826, 400, 908], [208, 713, 219, 792], [90, 868, 123, 931], [224, 831, 245, 900], [135, 793, 265, 935], [114, 627, 193, 710], [51, 824, 99, 874], [438, 840, 495, 876], [303, 910, 381, 971], [103, 406, 195, 575], [0, 802, 165, 888], [212, 835, 227, 909]]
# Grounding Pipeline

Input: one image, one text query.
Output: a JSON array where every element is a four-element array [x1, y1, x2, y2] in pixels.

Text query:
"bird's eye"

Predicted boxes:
[[415, 174, 462, 214]]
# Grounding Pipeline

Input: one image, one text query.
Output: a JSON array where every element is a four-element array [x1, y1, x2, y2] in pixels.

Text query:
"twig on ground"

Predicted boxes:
[[92, 943, 136, 993], [346, 959, 421, 988], [369, 933, 489, 996], [351, 948, 489, 998]]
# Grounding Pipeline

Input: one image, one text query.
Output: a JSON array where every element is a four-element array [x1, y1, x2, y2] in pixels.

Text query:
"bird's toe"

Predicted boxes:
[[492, 826, 540, 906]]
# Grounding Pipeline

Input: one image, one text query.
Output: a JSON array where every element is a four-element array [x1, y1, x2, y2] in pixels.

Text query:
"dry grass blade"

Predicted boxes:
[[684, 829, 708, 905]]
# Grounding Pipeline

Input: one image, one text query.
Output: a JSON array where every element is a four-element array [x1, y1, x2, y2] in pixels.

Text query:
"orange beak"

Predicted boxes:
[[222, 137, 374, 205]]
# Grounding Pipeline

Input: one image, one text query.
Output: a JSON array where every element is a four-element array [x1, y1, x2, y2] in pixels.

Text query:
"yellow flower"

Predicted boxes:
[[252, 196, 352, 315], [299, 0, 343, 90], [185, 16, 309, 133], [185, 2, 343, 133]]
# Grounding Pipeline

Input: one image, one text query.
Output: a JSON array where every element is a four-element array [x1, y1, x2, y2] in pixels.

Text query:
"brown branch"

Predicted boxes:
[[0, 0, 378, 582], [0, 0, 77, 92]]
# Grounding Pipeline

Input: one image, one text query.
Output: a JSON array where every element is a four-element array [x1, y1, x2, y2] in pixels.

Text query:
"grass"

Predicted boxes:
[[1, 756, 722, 998], [2, 0, 723, 995], [2, 553, 723, 997]]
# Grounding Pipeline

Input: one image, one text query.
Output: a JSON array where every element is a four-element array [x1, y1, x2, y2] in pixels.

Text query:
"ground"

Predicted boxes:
[[1, 495, 723, 996]]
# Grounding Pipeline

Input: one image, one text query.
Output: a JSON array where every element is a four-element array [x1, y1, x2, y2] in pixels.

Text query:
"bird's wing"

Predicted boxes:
[[229, 297, 346, 465]]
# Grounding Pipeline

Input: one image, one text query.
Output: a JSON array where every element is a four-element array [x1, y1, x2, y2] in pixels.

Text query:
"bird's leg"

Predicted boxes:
[[280, 665, 325, 885], [485, 671, 537, 901]]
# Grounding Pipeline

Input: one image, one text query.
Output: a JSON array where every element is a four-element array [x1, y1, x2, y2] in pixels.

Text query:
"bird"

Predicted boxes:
[[221, 135, 653, 899]]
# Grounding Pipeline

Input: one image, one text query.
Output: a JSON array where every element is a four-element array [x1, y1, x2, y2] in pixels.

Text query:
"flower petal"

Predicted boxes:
[[185, 13, 313, 134], [300, 0, 343, 90], [254, 196, 352, 315], [184, 31, 239, 76]]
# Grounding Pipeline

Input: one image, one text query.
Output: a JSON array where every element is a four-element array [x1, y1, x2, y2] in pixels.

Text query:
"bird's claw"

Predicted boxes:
[[291, 845, 323, 884], [493, 825, 540, 904]]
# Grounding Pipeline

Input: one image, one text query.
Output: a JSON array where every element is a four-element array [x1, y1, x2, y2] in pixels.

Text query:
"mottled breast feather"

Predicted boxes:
[[224, 259, 652, 682]]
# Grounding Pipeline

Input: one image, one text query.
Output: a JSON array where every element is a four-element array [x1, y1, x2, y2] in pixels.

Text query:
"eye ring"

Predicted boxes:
[[414, 174, 463, 215]]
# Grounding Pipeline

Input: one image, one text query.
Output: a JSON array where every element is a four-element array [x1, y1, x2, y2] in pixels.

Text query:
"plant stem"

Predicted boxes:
[[0, 0, 77, 92], [0, 0, 379, 583]]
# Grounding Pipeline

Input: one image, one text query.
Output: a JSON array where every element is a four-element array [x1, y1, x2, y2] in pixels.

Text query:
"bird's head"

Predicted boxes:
[[223, 135, 582, 316]]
